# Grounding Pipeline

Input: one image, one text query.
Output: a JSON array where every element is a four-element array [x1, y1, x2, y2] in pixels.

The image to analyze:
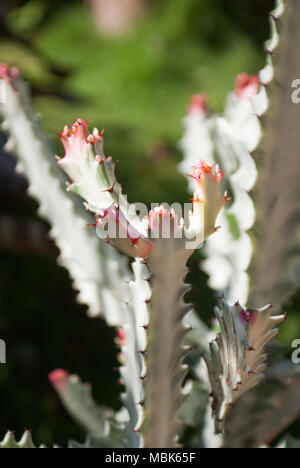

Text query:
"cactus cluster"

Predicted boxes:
[[55, 116, 228, 447], [0, 0, 298, 450], [203, 299, 285, 434], [250, 0, 300, 310]]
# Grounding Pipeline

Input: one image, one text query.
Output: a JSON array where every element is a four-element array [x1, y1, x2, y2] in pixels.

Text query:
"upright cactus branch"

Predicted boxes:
[[0, 66, 130, 325], [57, 119, 152, 258], [56, 123, 228, 447], [250, 0, 300, 310], [180, 73, 260, 307], [141, 236, 192, 447]]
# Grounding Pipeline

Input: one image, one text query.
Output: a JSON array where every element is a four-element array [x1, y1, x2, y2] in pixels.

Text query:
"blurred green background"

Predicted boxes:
[[1, 0, 298, 447]]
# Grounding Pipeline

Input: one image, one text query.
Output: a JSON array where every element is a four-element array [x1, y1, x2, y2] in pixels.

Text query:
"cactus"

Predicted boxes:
[[203, 297, 286, 434], [54, 115, 286, 447], [118, 260, 150, 448], [57, 118, 152, 259], [0, 66, 130, 325], [56, 124, 228, 447], [139, 236, 191, 447], [0, 0, 295, 449], [0, 62, 288, 448], [180, 72, 260, 307]]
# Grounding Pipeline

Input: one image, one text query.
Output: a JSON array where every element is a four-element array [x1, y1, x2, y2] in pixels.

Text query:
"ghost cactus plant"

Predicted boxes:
[[0, 0, 295, 450]]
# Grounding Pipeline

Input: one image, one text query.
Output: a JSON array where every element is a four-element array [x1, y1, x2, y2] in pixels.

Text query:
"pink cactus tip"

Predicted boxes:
[[235, 73, 259, 100], [58, 119, 89, 151], [147, 206, 176, 231], [239, 307, 258, 327], [189, 161, 224, 183], [58, 119, 104, 157], [0, 63, 19, 80], [48, 369, 70, 392], [188, 94, 207, 116], [188, 161, 228, 240], [116, 328, 127, 347]]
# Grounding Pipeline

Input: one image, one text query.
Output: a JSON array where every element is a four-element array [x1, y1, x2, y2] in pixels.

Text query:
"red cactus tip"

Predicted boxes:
[[58, 119, 104, 156], [87, 128, 104, 144], [239, 307, 259, 326], [48, 369, 69, 392], [59, 119, 89, 140], [0, 63, 19, 80], [116, 328, 127, 347], [189, 94, 207, 116]]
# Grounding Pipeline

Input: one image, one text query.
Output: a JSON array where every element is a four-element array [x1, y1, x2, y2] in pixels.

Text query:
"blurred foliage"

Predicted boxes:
[[0, 0, 298, 447]]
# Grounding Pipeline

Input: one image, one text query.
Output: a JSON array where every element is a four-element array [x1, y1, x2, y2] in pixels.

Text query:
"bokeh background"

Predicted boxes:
[[0, 0, 298, 447]]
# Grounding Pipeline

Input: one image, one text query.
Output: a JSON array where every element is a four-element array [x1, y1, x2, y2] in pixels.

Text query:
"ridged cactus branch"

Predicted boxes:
[[180, 74, 260, 307], [203, 297, 285, 434], [56, 118, 152, 259], [250, 0, 300, 309], [49, 370, 125, 447], [141, 239, 191, 448], [118, 259, 151, 448], [119, 253, 216, 448], [0, 66, 130, 325]]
